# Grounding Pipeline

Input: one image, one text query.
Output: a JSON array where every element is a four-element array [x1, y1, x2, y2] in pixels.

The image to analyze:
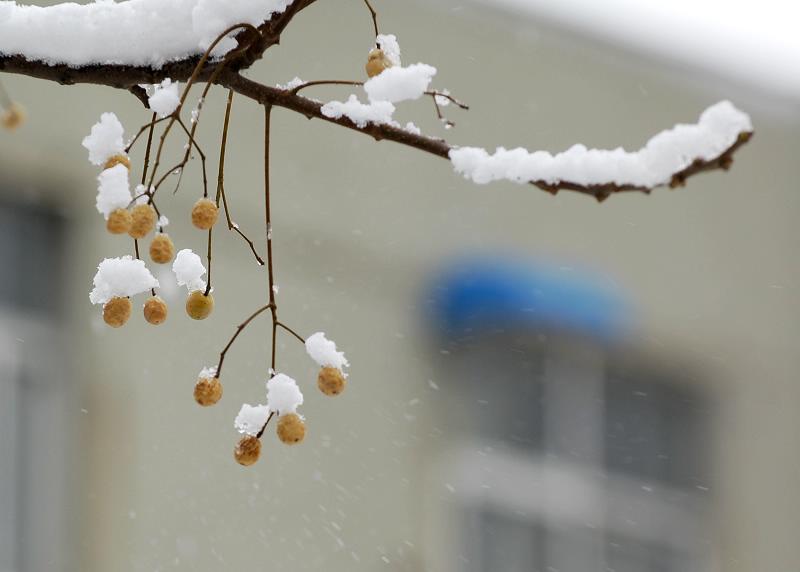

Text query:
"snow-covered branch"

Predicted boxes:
[[0, 0, 752, 200]]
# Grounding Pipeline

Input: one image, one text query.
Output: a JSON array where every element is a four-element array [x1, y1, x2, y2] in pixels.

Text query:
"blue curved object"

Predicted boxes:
[[426, 257, 630, 341]]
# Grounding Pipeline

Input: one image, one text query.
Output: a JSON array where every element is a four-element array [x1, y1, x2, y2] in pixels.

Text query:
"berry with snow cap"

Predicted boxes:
[[234, 435, 261, 466], [149, 233, 175, 264], [366, 48, 393, 78], [191, 198, 218, 230], [106, 208, 132, 234], [317, 366, 346, 396], [103, 296, 131, 328], [143, 295, 168, 325], [276, 413, 306, 445], [194, 375, 222, 406], [128, 203, 156, 239], [185, 290, 214, 320]]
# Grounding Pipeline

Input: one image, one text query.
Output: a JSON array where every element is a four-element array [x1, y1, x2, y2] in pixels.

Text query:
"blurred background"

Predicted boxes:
[[0, 0, 798, 571]]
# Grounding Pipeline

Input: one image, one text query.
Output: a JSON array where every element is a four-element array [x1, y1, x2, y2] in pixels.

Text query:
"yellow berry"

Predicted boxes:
[[103, 154, 131, 171], [193, 376, 223, 406], [1, 103, 26, 130], [128, 204, 156, 239], [317, 366, 347, 396], [366, 48, 393, 78], [149, 233, 175, 264], [143, 296, 168, 325], [185, 290, 214, 320], [191, 198, 219, 230], [103, 296, 132, 328], [276, 413, 306, 445], [234, 435, 261, 466], [106, 208, 132, 235]]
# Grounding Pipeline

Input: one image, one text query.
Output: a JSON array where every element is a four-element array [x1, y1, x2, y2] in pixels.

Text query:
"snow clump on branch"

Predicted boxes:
[[364, 63, 437, 103], [147, 79, 181, 118], [449, 101, 753, 188], [0, 0, 293, 67]]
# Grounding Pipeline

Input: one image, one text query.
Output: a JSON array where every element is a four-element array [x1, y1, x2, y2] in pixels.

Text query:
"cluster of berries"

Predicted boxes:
[[194, 333, 348, 467]]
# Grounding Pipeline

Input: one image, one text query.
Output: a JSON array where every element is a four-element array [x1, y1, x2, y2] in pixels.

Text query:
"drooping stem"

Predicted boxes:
[[204, 228, 213, 295], [264, 103, 278, 372], [141, 112, 157, 186], [215, 303, 272, 379], [217, 89, 264, 265], [277, 321, 305, 344], [362, 0, 379, 38]]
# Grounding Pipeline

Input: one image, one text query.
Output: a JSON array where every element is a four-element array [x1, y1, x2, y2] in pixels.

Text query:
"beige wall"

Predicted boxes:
[[0, 1, 798, 570]]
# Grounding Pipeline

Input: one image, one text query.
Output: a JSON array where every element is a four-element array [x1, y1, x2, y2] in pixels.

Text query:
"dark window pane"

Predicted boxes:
[[605, 364, 709, 488], [0, 199, 65, 315]]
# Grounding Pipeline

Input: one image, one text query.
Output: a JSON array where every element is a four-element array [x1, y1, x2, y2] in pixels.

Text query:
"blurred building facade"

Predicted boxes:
[[0, 1, 798, 571]]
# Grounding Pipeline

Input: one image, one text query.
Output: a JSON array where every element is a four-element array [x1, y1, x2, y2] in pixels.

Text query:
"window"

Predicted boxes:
[[0, 198, 74, 572], [430, 331, 713, 572]]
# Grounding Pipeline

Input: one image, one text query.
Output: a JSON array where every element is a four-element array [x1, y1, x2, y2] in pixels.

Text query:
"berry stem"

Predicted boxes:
[[264, 103, 279, 372], [217, 89, 265, 265], [215, 303, 273, 378]]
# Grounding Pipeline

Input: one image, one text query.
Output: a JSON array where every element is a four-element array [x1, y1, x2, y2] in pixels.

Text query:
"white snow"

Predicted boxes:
[[277, 77, 304, 90], [234, 403, 269, 435], [364, 64, 437, 103], [266, 373, 303, 416], [89, 256, 159, 305], [375, 34, 401, 67], [96, 164, 132, 218], [198, 366, 217, 379], [147, 79, 181, 118], [449, 101, 752, 187], [82, 112, 125, 166], [305, 332, 349, 371], [172, 249, 207, 292], [157, 215, 170, 228], [0, 0, 294, 67], [321, 95, 395, 128], [404, 122, 422, 135]]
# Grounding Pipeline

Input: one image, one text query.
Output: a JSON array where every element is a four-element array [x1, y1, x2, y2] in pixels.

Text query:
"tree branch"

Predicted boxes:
[[217, 71, 754, 201], [0, 0, 319, 88], [0, 0, 752, 201]]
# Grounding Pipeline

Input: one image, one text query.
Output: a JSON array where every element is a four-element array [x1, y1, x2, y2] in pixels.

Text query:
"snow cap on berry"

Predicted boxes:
[[375, 34, 401, 66], [172, 248, 207, 292], [234, 403, 270, 436], [305, 332, 349, 372], [89, 256, 159, 305], [266, 373, 303, 416], [82, 112, 125, 166], [96, 164, 132, 219]]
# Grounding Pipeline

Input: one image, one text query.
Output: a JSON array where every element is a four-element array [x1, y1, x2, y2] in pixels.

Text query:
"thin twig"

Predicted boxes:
[[264, 104, 279, 372], [125, 115, 170, 154], [256, 411, 275, 439], [290, 79, 363, 95], [140, 112, 158, 186], [204, 228, 213, 295], [277, 321, 306, 344], [216, 90, 265, 265], [215, 303, 273, 378], [362, 0, 379, 38]]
